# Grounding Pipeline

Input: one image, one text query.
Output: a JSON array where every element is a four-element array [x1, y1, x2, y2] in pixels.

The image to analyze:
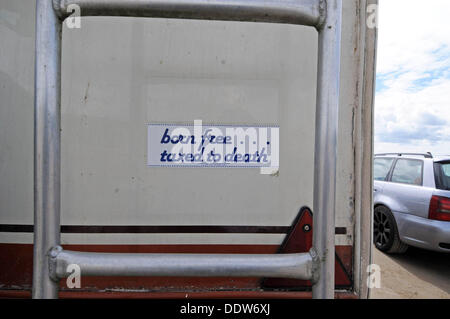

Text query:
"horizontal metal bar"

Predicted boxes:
[[54, 0, 324, 27], [49, 246, 316, 281]]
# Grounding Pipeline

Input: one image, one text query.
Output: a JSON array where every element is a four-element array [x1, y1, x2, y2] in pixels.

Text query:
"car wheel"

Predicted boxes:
[[374, 206, 408, 254]]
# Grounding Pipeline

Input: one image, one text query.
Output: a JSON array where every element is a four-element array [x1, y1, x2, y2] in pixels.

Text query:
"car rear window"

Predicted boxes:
[[374, 158, 394, 181], [391, 159, 423, 186], [434, 162, 450, 190]]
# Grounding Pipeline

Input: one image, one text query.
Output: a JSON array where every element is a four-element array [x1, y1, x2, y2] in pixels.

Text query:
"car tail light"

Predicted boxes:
[[428, 196, 450, 222]]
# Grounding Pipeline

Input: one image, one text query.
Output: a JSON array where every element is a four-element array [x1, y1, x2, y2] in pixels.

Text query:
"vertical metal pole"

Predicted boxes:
[[33, 0, 62, 299], [312, 0, 342, 299]]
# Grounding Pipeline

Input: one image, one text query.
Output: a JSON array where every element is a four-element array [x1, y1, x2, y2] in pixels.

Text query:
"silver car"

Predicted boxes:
[[373, 153, 450, 253]]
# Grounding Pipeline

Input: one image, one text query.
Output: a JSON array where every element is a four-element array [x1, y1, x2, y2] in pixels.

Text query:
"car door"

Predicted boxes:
[[384, 159, 432, 219]]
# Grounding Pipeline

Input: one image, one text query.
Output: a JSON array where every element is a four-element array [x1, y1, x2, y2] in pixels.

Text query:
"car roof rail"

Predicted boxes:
[[375, 152, 433, 158]]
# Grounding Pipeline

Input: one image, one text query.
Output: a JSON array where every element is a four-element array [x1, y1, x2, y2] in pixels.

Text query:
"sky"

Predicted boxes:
[[375, 0, 450, 156]]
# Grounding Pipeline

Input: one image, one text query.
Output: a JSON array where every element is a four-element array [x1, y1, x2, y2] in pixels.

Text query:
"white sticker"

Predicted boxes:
[[147, 121, 279, 169]]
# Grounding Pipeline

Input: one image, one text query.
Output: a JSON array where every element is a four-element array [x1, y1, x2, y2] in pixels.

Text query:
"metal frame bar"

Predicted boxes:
[[33, 0, 342, 299], [33, 0, 62, 299], [312, 0, 342, 299], [49, 247, 315, 280], [54, 0, 323, 26]]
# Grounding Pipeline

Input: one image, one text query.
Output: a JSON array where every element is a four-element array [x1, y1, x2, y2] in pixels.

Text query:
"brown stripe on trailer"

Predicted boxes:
[[0, 224, 347, 234]]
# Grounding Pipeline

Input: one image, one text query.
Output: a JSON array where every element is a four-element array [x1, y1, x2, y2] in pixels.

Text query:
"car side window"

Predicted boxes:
[[374, 158, 394, 181], [434, 162, 450, 190], [391, 159, 423, 186], [441, 163, 450, 189]]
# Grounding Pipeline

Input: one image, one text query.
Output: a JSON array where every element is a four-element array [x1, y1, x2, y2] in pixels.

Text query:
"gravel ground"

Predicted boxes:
[[370, 246, 450, 299]]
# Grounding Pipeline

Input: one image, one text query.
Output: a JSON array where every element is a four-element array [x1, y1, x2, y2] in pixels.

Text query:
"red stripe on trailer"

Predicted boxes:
[[0, 289, 358, 299], [0, 242, 352, 294]]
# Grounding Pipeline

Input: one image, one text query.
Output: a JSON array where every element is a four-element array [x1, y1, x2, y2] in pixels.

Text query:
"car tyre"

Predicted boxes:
[[374, 205, 408, 254]]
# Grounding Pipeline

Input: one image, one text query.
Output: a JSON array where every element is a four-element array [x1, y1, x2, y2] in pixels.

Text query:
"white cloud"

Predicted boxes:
[[375, 0, 450, 156]]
